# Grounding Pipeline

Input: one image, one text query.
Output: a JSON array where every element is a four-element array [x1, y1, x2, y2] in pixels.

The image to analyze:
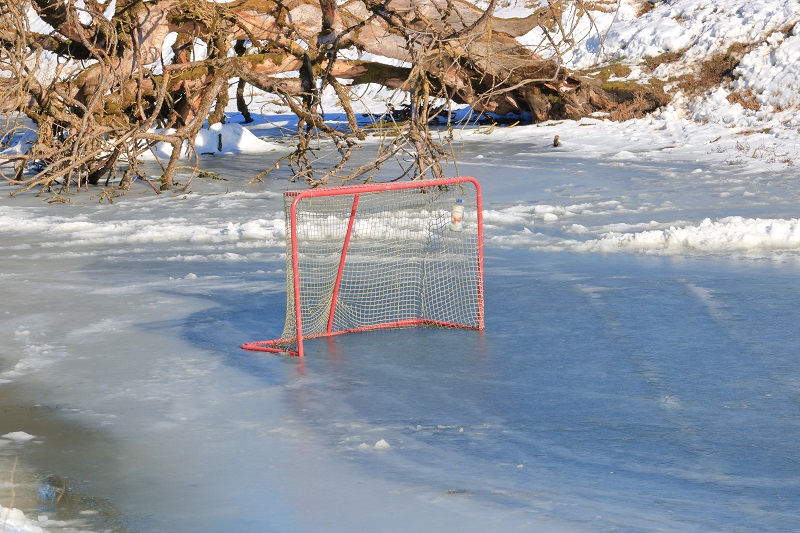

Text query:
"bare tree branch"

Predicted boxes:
[[0, 0, 666, 196]]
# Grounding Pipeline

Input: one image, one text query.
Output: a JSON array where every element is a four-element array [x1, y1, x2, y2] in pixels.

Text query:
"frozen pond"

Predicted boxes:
[[2, 136, 800, 532]]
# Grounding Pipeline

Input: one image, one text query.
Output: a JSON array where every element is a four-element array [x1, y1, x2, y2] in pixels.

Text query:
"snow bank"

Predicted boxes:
[[579, 216, 800, 255], [143, 122, 285, 160], [488, 212, 800, 257], [0, 506, 45, 533], [733, 28, 800, 111], [568, 0, 800, 74], [514, 0, 800, 133], [0, 204, 286, 250], [0, 505, 68, 533]]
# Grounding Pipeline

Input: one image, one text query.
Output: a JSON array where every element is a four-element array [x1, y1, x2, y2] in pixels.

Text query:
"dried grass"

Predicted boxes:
[[634, 0, 657, 17], [728, 90, 761, 111]]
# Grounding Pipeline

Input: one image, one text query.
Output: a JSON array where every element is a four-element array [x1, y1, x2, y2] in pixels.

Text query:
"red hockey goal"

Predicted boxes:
[[241, 176, 484, 356]]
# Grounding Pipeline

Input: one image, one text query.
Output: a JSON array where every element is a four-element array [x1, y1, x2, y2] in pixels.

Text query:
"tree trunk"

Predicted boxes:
[[1, 0, 667, 194]]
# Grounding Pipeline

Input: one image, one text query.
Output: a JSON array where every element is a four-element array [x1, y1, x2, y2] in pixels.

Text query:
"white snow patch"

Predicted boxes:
[[578, 217, 800, 255], [142, 122, 286, 160], [0, 505, 45, 533], [373, 439, 391, 450], [1, 432, 37, 442]]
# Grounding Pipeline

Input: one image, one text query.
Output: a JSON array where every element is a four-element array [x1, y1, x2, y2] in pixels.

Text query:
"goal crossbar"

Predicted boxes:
[[242, 176, 484, 356]]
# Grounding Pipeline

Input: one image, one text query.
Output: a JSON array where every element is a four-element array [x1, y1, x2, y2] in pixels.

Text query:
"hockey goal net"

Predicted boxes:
[[242, 176, 484, 356]]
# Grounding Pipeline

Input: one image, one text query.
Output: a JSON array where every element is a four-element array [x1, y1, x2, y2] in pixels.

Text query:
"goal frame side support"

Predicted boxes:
[[327, 193, 361, 335], [242, 176, 484, 357]]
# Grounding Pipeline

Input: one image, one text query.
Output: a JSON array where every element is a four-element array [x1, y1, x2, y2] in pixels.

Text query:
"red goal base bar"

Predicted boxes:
[[241, 319, 481, 357]]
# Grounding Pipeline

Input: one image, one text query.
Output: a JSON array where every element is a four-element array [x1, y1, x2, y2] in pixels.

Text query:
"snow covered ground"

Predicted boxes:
[[3, 1, 800, 532]]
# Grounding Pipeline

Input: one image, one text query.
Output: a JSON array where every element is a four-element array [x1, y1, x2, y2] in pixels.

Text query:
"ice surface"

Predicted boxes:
[[2, 134, 800, 531], [3, 1, 800, 530]]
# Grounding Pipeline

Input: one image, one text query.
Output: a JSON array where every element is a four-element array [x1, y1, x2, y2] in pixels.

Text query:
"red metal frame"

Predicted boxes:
[[242, 176, 484, 357], [289, 194, 305, 357], [476, 182, 485, 330], [327, 193, 360, 333], [240, 318, 481, 356]]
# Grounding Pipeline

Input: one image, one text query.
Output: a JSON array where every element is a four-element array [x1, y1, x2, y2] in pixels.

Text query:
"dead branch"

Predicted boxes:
[[0, 0, 665, 196]]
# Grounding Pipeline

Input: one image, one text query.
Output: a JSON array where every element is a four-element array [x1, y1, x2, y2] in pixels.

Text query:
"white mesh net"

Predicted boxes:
[[242, 177, 484, 356]]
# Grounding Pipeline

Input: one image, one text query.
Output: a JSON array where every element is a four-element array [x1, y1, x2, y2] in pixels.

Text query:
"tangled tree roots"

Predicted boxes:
[[0, 0, 667, 196]]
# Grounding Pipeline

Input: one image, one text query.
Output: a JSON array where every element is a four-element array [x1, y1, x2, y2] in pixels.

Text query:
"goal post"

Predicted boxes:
[[242, 176, 484, 356]]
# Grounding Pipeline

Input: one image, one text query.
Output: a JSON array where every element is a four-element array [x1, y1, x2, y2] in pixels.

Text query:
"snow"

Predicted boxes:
[[3, 1, 800, 531], [359, 439, 392, 451], [143, 122, 285, 160], [733, 28, 800, 111], [1, 432, 37, 442], [1, 505, 45, 533], [565, 0, 800, 73], [575, 216, 800, 254]]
